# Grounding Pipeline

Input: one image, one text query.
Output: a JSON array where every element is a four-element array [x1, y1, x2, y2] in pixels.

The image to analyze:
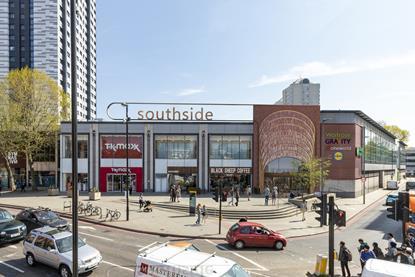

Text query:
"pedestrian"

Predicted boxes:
[[386, 233, 397, 250], [246, 185, 252, 201], [20, 180, 26, 192], [357, 239, 369, 269], [338, 241, 351, 277], [264, 185, 270, 206], [372, 242, 384, 260], [176, 184, 181, 203], [385, 241, 398, 262], [408, 233, 415, 252], [360, 245, 376, 272], [201, 205, 207, 224], [195, 203, 201, 224], [129, 184, 133, 196], [300, 199, 307, 221], [235, 188, 240, 206], [271, 187, 277, 206], [169, 185, 174, 202], [138, 193, 144, 210], [228, 187, 234, 206], [172, 185, 177, 202]]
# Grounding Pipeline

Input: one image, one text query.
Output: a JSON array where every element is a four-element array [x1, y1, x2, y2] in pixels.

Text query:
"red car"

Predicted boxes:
[[226, 222, 287, 250]]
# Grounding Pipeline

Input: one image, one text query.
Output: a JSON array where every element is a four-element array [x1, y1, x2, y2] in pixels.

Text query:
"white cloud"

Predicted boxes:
[[178, 87, 206, 96], [250, 50, 415, 87]]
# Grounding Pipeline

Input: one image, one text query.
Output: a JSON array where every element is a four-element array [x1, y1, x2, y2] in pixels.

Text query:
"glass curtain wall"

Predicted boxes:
[[209, 135, 252, 159], [364, 128, 394, 165]]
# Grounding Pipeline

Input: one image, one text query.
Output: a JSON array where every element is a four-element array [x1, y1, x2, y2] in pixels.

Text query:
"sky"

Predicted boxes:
[[96, 0, 415, 146]]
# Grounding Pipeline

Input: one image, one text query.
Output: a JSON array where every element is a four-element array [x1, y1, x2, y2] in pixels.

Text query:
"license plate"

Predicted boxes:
[[10, 233, 19, 238]]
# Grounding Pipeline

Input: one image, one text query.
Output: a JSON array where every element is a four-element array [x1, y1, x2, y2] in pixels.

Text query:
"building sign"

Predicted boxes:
[[6, 152, 18, 165], [138, 107, 213, 121], [101, 135, 143, 159], [325, 132, 353, 151], [334, 152, 344, 161], [210, 167, 252, 174]]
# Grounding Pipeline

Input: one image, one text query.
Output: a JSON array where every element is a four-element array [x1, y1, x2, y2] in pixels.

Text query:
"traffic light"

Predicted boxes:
[[315, 193, 328, 226], [334, 209, 346, 227], [387, 199, 399, 221], [212, 187, 219, 202]]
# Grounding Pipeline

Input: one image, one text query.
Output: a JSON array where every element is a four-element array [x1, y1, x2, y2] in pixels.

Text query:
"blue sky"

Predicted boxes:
[[97, 0, 415, 145]]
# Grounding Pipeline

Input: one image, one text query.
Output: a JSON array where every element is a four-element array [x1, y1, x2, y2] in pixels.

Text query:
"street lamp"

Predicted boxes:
[[320, 119, 330, 194], [121, 103, 130, 221]]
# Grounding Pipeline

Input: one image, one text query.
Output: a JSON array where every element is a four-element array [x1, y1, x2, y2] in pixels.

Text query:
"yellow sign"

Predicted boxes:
[[334, 152, 343, 161]]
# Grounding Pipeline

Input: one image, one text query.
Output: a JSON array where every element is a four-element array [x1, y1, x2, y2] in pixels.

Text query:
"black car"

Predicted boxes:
[[16, 208, 68, 233], [406, 181, 415, 191], [0, 209, 27, 244]]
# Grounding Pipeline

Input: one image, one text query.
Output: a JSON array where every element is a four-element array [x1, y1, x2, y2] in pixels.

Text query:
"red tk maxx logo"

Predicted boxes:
[[140, 263, 149, 274]]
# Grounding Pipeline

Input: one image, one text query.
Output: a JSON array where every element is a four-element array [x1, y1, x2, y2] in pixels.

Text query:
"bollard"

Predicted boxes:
[[319, 255, 328, 275], [314, 254, 323, 275]]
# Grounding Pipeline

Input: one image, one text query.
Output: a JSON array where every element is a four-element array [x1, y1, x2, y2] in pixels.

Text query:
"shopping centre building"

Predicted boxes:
[[59, 104, 406, 197]]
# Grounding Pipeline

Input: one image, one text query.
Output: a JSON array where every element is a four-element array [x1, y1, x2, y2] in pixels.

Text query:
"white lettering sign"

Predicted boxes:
[[104, 143, 141, 152], [137, 107, 214, 121]]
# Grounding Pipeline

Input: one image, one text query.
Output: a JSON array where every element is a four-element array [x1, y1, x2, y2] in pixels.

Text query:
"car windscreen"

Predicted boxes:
[[230, 224, 240, 232], [0, 210, 13, 223], [221, 264, 250, 277], [55, 236, 86, 253], [35, 211, 59, 223], [407, 182, 415, 188]]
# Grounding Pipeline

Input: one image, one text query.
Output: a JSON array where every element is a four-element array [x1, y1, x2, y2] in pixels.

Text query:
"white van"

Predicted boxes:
[[386, 180, 399, 190], [135, 241, 250, 277], [362, 258, 415, 277]]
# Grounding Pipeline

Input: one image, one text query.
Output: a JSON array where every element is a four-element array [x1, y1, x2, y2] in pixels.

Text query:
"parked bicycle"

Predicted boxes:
[[78, 202, 102, 217], [104, 208, 121, 221]]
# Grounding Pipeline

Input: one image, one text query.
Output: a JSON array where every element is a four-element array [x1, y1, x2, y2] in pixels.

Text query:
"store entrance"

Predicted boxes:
[[106, 174, 136, 192], [209, 174, 251, 192], [264, 173, 302, 197]]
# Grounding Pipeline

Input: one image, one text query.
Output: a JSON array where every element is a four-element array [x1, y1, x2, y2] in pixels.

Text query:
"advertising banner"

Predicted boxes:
[[101, 135, 143, 159]]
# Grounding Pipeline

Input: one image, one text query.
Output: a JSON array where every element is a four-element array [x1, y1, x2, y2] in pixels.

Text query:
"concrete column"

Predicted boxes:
[[144, 125, 153, 192]]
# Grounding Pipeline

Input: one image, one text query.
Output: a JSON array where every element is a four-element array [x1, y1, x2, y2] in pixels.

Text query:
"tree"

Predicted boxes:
[[0, 68, 70, 190], [379, 122, 410, 144], [292, 157, 331, 194]]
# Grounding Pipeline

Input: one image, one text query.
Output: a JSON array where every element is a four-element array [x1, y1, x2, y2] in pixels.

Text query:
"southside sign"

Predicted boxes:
[[137, 107, 214, 121]]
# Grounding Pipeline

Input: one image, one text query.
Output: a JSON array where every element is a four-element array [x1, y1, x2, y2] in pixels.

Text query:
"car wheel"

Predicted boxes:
[[275, 241, 284, 250], [26, 253, 36, 266], [235, 240, 245, 250], [59, 264, 72, 277]]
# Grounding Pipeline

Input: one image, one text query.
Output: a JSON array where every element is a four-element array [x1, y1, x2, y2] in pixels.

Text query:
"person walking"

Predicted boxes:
[[228, 187, 234, 206], [246, 185, 252, 201], [201, 205, 207, 224], [264, 185, 270, 206], [338, 241, 351, 277], [360, 245, 376, 272], [372, 242, 384, 260], [20, 180, 26, 192], [271, 187, 277, 206], [386, 233, 397, 250], [176, 184, 181, 203], [235, 188, 240, 206], [129, 184, 133, 196], [385, 241, 398, 262], [300, 199, 307, 221], [195, 203, 201, 225], [138, 193, 144, 210], [357, 239, 369, 270]]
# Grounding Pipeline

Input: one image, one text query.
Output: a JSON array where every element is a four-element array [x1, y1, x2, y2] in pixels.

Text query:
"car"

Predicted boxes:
[[16, 207, 68, 233], [386, 180, 399, 190], [23, 226, 102, 277], [0, 208, 27, 245], [406, 181, 415, 192], [226, 222, 287, 250], [385, 194, 398, 206]]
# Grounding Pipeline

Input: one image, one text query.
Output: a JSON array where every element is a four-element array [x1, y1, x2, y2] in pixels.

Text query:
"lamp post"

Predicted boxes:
[[121, 103, 130, 221], [320, 119, 329, 194], [70, 0, 78, 276]]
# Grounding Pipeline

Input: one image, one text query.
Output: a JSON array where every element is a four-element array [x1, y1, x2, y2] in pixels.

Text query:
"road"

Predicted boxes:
[[0, 193, 402, 277]]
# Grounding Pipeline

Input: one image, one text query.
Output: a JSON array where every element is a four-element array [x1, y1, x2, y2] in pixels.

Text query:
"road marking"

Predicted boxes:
[[204, 239, 268, 271], [79, 232, 114, 241], [79, 225, 96, 230], [0, 261, 24, 273], [138, 242, 159, 252], [102, 260, 134, 272], [249, 272, 271, 277]]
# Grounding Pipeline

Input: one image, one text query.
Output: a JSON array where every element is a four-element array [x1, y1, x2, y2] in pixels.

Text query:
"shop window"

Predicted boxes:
[[209, 135, 252, 160], [63, 135, 88, 158], [155, 135, 197, 160]]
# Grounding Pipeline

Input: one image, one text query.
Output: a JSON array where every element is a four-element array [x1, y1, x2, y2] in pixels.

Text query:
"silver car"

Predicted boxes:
[[23, 226, 102, 277]]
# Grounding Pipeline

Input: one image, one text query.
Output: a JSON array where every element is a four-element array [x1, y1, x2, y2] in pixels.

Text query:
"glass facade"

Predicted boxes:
[[209, 135, 252, 160], [364, 128, 395, 165], [155, 135, 197, 159], [63, 135, 88, 159]]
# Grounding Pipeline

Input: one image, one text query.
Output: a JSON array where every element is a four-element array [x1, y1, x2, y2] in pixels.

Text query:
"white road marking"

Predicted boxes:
[[0, 261, 25, 273], [204, 239, 268, 271], [79, 225, 96, 230], [249, 272, 272, 277], [102, 260, 134, 272], [79, 232, 114, 241], [138, 242, 159, 252]]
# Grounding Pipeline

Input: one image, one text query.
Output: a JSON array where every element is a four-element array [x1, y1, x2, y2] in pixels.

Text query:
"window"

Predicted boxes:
[[240, 226, 251, 234], [209, 135, 252, 160], [34, 236, 47, 248], [63, 135, 88, 158], [25, 233, 36, 244], [155, 135, 197, 160]]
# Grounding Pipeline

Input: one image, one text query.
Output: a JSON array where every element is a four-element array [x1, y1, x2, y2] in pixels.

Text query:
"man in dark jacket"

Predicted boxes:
[[338, 241, 351, 277], [372, 242, 384, 260]]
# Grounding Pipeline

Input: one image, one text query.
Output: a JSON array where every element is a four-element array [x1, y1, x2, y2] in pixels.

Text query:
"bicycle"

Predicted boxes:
[[105, 208, 121, 221]]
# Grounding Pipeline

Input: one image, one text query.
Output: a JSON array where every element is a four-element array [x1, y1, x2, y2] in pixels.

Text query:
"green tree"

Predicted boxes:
[[0, 68, 70, 190], [292, 157, 331, 194], [379, 122, 410, 144]]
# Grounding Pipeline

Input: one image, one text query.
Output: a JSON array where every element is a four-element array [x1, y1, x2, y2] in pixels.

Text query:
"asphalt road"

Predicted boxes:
[[0, 193, 402, 277]]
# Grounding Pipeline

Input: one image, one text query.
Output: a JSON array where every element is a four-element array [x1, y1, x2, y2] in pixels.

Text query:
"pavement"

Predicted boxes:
[[0, 184, 399, 239]]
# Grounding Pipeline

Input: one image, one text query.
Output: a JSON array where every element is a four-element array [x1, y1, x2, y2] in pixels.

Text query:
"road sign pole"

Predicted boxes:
[[328, 196, 335, 277]]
